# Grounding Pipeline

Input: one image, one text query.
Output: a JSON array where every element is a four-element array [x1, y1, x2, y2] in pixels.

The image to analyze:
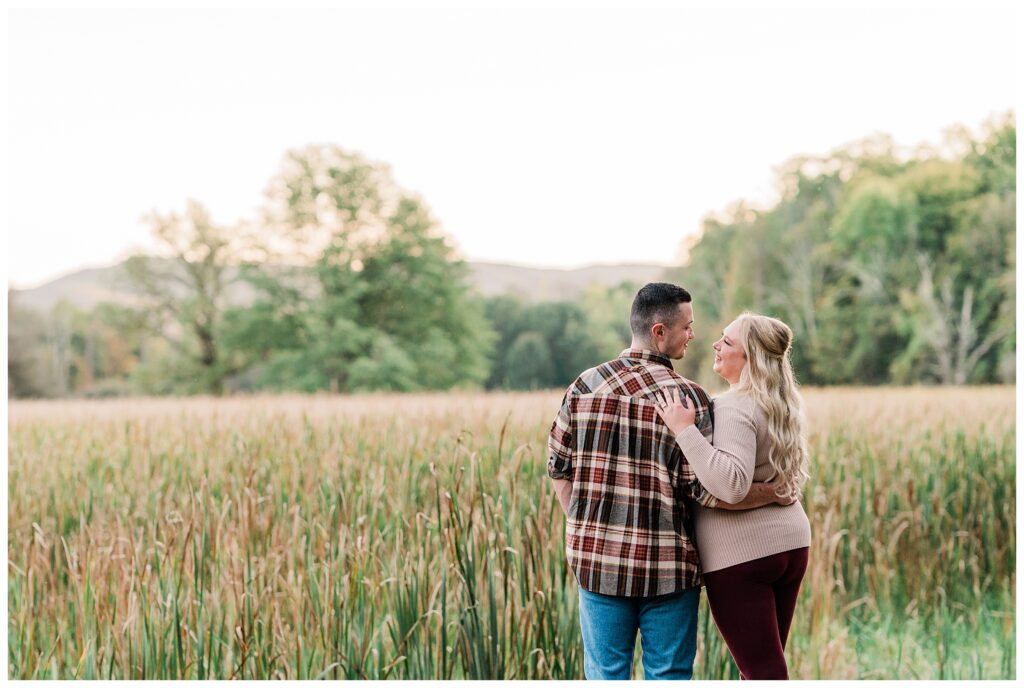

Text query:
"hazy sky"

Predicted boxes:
[[6, 4, 1017, 288]]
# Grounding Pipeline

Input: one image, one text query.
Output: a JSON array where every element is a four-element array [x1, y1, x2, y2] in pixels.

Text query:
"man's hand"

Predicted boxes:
[[551, 478, 573, 515], [713, 481, 795, 510]]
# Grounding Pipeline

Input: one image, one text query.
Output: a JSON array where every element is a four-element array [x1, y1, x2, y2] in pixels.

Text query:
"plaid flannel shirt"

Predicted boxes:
[[547, 349, 717, 597]]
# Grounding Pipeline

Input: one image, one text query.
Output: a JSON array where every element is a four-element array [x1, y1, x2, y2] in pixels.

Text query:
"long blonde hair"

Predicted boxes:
[[732, 313, 810, 501]]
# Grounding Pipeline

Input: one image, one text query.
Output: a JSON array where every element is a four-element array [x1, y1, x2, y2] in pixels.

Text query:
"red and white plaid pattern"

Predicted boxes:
[[548, 349, 716, 597]]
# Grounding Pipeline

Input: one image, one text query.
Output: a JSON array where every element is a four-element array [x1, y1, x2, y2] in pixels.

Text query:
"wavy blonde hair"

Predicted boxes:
[[732, 313, 810, 501]]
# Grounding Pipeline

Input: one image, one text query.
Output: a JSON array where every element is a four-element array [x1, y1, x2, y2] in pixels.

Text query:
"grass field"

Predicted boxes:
[[7, 387, 1016, 679]]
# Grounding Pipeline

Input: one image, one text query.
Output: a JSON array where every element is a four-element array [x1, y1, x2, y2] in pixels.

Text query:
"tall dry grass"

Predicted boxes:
[[7, 387, 1015, 679]]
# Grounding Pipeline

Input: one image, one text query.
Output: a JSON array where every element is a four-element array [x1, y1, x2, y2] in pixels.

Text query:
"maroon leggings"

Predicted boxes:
[[702, 547, 809, 680]]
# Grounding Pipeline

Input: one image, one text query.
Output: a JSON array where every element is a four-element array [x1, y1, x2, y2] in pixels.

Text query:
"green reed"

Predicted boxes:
[[7, 388, 1015, 679]]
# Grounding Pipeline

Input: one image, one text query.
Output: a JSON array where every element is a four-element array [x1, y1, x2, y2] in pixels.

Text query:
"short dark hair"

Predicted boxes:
[[630, 282, 692, 338]]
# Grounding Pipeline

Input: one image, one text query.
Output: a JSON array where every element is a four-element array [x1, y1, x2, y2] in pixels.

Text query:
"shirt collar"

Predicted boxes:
[[618, 348, 675, 371]]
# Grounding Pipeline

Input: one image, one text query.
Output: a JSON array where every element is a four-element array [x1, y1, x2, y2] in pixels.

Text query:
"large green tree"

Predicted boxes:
[[482, 297, 604, 390], [226, 145, 492, 392], [123, 200, 245, 394]]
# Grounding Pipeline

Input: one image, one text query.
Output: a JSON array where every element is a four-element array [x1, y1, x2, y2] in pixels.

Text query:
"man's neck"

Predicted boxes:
[[629, 339, 659, 354], [622, 345, 675, 370]]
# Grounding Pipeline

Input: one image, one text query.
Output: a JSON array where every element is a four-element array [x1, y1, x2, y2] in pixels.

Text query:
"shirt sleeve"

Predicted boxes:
[[690, 481, 720, 508], [674, 397, 757, 505], [547, 386, 575, 480]]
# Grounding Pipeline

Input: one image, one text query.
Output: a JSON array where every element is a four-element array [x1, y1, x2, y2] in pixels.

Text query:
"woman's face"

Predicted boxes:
[[712, 320, 746, 384]]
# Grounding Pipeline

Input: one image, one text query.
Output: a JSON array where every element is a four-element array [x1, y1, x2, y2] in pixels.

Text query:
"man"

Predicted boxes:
[[547, 282, 788, 680]]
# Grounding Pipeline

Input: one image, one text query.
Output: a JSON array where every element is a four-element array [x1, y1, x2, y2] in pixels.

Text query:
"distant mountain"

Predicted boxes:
[[10, 259, 671, 312], [466, 262, 670, 301]]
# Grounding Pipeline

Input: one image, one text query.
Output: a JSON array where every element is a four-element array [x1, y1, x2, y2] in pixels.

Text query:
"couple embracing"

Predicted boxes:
[[547, 282, 811, 680]]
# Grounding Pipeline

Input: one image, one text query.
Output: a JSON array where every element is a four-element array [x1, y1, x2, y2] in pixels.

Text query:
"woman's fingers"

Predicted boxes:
[[670, 387, 687, 408], [654, 390, 675, 414], [654, 388, 696, 414]]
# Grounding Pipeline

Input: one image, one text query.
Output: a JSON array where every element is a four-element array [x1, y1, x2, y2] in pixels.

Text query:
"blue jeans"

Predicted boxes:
[[578, 585, 700, 680]]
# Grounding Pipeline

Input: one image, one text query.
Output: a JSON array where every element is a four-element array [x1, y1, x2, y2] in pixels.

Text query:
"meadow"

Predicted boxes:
[[7, 387, 1016, 679]]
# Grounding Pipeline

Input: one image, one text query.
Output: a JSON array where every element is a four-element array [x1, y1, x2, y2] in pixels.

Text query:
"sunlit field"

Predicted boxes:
[[8, 387, 1015, 679]]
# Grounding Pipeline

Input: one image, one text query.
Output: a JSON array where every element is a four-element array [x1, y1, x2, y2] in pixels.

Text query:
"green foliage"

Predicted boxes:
[[481, 298, 604, 390], [679, 112, 1015, 386], [505, 332, 554, 390], [7, 295, 155, 398], [221, 145, 493, 393], [8, 291, 51, 397], [578, 281, 638, 361], [122, 201, 241, 395]]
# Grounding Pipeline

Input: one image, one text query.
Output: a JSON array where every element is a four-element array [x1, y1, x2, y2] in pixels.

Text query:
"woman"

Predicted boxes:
[[655, 313, 811, 680]]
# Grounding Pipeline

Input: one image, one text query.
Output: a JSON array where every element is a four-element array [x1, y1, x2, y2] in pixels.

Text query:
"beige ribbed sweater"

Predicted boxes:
[[675, 389, 811, 574]]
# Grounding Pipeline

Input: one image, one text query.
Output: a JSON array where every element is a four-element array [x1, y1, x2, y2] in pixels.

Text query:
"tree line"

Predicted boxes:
[[8, 113, 1014, 398], [670, 112, 1014, 386]]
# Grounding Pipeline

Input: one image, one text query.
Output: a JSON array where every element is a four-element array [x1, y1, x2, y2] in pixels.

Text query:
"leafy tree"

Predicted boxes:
[[228, 145, 492, 392], [8, 292, 51, 397], [8, 296, 156, 398], [579, 281, 641, 362], [505, 332, 555, 390], [123, 200, 243, 394], [479, 296, 526, 389], [482, 297, 604, 389]]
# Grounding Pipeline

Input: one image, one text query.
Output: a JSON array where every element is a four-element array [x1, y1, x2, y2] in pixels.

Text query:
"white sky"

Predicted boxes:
[[5, 3, 1017, 288]]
